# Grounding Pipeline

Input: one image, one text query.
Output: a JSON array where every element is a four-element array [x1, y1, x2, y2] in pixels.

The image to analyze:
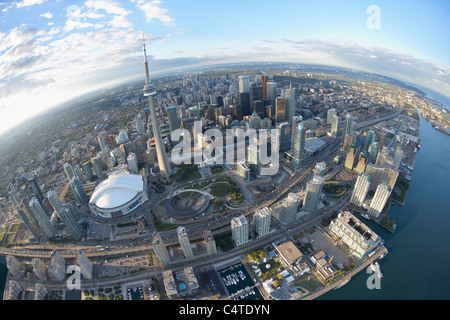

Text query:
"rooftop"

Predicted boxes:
[[89, 173, 144, 209], [275, 241, 303, 265]]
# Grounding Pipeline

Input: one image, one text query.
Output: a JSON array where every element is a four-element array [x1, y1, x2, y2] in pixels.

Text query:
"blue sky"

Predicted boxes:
[[0, 0, 449, 136]]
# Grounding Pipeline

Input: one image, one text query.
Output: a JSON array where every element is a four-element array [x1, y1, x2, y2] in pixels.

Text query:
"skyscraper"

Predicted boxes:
[[368, 141, 379, 159], [343, 133, 354, 153], [355, 152, 370, 173], [29, 197, 55, 238], [73, 165, 85, 183], [34, 284, 49, 300], [59, 207, 82, 240], [135, 114, 144, 135], [285, 85, 297, 124], [327, 108, 336, 124], [81, 161, 94, 182], [97, 131, 107, 150], [364, 130, 376, 152], [331, 114, 339, 138], [275, 97, 287, 123], [314, 162, 327, 178], [91, 155, 103, 178], [127, 152, 139, 174], [303, 176, 324, 213], [76, 251, 93, 280], [365, 163, 399, 193], [177, 226, 194, 260], [290, 117, 306, 167], [13, 194, 42, 238], [48, 250, 66, 281], [238, 75, 250, 93], [247, 144, 260, 175], [151, 232, 170, 267], [63, 163, 75, 181], [203, 230, 217, 256], [69, 176, 87, 205], [367, 181, 392, 218], [261, 75, 268, 100], [266, 81, 277, 107], [32, 258, 48, 281], [47, 190, 63, 214], [166, 106, 180, 133], [343, 113, 353, 137], [25, 173, 44, 205], [142, 35, 172, 180], [238, 92, 251, 116], [231, 215, 249, 247], [249, 83, 263, 106], [345, 144, 360, 170], [350, 173, 372, 207], [252, 207, 271, 238], [6, 255, 22, 279], [278, 193, 300, 225]]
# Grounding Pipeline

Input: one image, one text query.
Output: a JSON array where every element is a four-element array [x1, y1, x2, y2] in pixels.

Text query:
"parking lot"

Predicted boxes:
[[307, 226, 351, 268], [87, 222, 110, 240]]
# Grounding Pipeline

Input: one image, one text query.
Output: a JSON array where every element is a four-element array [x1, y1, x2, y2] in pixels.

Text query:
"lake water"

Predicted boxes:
[[321, 113, 450, 299]]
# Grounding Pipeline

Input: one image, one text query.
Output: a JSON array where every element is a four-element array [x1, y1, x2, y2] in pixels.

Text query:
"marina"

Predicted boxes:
[[126, 286, 144, 300], [218, 262, 264, 301]]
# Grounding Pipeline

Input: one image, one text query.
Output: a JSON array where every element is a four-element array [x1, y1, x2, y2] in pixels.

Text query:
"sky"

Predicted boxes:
[[0, 0, 449, 136]]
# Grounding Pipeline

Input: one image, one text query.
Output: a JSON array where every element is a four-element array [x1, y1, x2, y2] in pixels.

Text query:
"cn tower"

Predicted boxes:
[[142, 35, 172, 180]]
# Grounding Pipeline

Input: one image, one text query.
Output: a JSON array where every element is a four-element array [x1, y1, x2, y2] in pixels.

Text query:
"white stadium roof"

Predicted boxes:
[[89, 173, 144, 209]]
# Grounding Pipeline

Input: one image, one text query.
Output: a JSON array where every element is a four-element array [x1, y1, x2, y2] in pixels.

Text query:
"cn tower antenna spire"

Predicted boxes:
[[142, 33, 150, 85]]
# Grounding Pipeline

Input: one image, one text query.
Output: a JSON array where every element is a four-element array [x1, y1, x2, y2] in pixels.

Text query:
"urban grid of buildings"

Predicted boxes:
[[0, 37, 425, 300]]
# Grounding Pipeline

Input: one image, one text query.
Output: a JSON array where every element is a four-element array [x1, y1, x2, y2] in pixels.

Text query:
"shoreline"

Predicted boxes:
[[301, 246, 388, 300]]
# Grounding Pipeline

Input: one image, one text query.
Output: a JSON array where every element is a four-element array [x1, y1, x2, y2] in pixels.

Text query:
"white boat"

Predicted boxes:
[[379, 249, 388, 260], [361, 213, 371, 220], [370, 262, 383, 278]]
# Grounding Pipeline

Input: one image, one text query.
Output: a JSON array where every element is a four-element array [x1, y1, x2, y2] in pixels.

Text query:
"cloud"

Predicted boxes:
[[40, 11, 52, 19], [0, 26, 150, 135], [136, 0, 175, 26], [108, 15, 133, 29], [279, 38, 450, 98], [15, 0, 47, 8], [63, 20, 94, 33], [84, 0, 131, 16]]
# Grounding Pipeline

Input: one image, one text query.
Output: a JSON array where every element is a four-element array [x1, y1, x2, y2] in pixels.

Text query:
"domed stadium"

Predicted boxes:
[[89, 173, 148, 219]]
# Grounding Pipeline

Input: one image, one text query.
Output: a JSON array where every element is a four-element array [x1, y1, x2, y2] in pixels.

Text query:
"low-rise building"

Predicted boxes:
[[274, 241, 303, 266]]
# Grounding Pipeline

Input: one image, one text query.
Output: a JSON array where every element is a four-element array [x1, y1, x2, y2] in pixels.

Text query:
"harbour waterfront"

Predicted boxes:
[[321, 112, 450, 300]]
